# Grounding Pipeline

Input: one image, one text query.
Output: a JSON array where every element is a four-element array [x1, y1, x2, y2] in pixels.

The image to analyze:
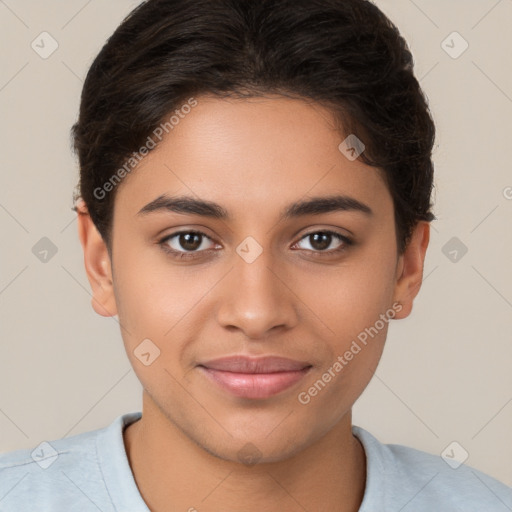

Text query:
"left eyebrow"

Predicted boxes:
[[136, 194, 373, 220], [282, 195, 373, 219]]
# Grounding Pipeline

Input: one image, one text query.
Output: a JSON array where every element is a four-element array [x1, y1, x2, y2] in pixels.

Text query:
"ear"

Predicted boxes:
[[76, 199, 118, 317], [392, 221, 430, 319]]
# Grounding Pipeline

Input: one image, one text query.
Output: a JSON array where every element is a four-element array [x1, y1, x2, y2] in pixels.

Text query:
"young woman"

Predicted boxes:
[[1, 0, 510, 510]]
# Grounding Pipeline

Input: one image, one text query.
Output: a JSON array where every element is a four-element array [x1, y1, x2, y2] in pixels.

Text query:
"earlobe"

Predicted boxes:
[[76, 199, 118, 318], [392, 222, 430, 320]]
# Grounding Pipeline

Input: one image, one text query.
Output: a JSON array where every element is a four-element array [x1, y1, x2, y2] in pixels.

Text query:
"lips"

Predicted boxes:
[[199, 355, 311, 373], [197, 355, 312, 399]]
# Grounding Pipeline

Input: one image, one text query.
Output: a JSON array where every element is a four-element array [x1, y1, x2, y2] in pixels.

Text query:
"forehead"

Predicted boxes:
[[114, 95, 391, 221]]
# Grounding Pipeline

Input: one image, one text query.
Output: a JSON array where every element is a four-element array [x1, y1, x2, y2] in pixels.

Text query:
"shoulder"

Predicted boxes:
[[353, 425, 512, 512], [0, 412, 141, 511]]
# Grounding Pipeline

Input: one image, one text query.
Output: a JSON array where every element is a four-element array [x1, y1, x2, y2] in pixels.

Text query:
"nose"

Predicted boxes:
[[215, 246, 299, 339]]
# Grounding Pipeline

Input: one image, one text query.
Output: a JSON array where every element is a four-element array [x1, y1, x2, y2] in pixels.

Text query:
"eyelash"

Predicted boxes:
[[158, 229, 353, 261]]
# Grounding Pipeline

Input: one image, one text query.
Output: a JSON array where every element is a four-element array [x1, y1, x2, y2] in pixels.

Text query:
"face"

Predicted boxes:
[[78, 94, 429, 463]]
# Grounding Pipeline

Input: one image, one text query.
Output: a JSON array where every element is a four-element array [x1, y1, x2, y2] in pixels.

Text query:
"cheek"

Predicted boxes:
[[296, 331, 386, 430], [111, 247, 218, 368], [112, 243, 187, 329], [293, 239, 397, 394], [296, 265, 395, 418], [110, 245, 171, 355], [299, 250, 397, 336]]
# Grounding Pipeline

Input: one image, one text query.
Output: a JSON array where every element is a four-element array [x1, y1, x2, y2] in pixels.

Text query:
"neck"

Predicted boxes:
[[123, 394, 366, 512]]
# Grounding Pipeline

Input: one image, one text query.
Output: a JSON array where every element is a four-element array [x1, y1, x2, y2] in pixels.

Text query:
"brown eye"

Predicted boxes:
[[309, 232, 333, 251], [177, 232, 203, 251], [160, 230, 216, 257], [296, 231, 352, 253]]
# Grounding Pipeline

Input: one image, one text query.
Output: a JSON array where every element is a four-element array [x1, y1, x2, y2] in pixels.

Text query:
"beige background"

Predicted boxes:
[[0, 0, 511, 487]]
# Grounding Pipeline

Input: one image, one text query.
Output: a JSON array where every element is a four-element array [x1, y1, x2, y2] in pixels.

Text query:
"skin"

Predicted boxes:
[[77, 94, 430, 512]]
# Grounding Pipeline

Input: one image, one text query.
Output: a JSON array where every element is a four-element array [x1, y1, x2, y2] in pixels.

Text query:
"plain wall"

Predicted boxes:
[[0, 0, 511, 486]]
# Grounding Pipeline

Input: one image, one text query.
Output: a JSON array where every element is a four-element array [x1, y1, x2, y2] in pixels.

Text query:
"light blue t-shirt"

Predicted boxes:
[[0, 411, 510, 511]]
